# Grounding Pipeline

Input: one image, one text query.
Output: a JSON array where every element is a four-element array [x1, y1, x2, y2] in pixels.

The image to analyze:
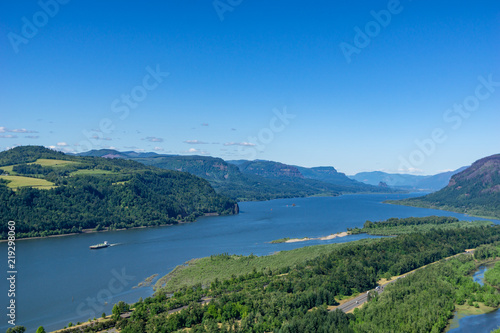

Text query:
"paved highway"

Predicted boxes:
[[334, 251, 474, 313], [335, 285, 385, 313], [333, 275, 409, 313]]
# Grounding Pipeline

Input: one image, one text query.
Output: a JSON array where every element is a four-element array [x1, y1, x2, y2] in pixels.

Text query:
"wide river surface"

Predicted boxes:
[[1, 193, 498, 332]]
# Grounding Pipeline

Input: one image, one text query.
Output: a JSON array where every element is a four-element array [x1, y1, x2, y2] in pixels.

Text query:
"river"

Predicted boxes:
[[447, 265, 500, 333], [1, 192, 498, 332]]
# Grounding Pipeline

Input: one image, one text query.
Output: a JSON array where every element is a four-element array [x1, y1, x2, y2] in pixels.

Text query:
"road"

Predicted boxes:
[[334, 285, 385, 313], [333, 249, 473, 313], [333, 275, 410, 313]]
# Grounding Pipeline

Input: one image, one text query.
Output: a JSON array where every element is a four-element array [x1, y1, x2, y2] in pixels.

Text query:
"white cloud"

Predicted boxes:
[[57, 142, 68, 146], [184, 140, 208, 144], [223, 142, 256, 147], [11, 128, 38, 133], [0, 135, 17, 139], [181, 148, 209, 155], [91, 135, 112, 141], [144, 136, 164, 142], [397, 167, 424, 174], [153, 147, 164, 151], [0, 127, 38, 133]]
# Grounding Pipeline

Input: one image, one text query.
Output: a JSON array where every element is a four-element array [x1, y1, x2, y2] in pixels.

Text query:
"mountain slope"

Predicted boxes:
[[120, 155, 342, 201], [0, 146, 237, 239], [128, 155, 322, 201], [295, 166, 376, 189], [351, 167, 467, 191], [392, 154, 500, 218], [79, 151, 396, 201], [230, 160, 394, 194], [415, 167, 468, 190], [351, 171, 426, 187]]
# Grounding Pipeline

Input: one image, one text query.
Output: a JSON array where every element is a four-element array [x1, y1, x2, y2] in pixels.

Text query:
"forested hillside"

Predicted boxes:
[[0, 146, 237, 239], [392, 154, 500, 218], [79, 150, 394, 201]]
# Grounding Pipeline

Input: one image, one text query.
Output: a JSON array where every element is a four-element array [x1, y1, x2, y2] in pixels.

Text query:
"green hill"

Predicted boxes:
[[77, 149, 402, 201], [79, 151, 396, 201], [231, 160, 395, 194], [0, 146, 237, 239], [127, 155, 341, 201], [391, 154, 500, 218]]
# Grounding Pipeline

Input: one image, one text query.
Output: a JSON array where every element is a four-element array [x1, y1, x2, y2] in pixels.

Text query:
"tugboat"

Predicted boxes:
[[89, 241, 109, 250]]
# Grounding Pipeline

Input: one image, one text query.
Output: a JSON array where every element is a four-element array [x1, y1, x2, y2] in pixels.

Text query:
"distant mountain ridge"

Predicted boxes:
[[79, 150, 397, 201], [391, 154, 500, 218], [296, 166, 366, 187], [228, 160, 381, 191], [350, 167, 468, 191]]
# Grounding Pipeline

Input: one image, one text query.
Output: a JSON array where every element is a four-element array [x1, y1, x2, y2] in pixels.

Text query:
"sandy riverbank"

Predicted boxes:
[[284, 231, 349, 243]]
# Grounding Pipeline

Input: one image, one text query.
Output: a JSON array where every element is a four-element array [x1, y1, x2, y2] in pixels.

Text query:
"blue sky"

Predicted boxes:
[[1, 0, 499, 175]]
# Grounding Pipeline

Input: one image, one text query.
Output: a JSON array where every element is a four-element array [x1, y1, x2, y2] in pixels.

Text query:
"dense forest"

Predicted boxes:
[[0, 146, 237, 239], [50, 222, 500, 333]]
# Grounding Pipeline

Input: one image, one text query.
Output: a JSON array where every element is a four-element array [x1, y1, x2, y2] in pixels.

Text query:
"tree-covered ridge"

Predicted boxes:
[[54, 224, 500, 333], [231, 160, 395, 195], [0, 145, 71, 166], [348, 216, 494, 236], [0, 146, 237, 239], [362, 215, 460, 228], [79, 149, 397, 201], [391, 154, 500, 218]]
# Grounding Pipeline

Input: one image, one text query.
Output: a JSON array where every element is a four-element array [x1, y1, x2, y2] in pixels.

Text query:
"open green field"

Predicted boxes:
[[0, 165, 16, 174], [155, 238, 377, 292], [0, 158, 80, 175], [70, 169, 119, 176], [29, 158, 79, 167], [0, 175, 55, 189]]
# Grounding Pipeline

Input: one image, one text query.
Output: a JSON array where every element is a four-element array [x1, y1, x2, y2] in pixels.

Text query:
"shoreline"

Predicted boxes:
[[283, 231, 350, 243], [0, 222, 185, 243], [384, 201, 500, 221]]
